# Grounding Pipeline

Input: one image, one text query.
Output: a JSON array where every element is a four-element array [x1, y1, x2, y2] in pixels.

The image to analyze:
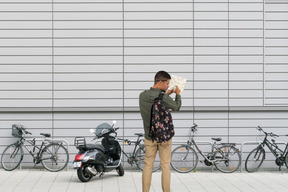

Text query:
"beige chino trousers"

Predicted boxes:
[[142, 139, 172, 192]]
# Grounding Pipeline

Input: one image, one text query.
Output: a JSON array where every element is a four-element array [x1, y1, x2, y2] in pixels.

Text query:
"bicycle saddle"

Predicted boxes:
[[40, 133, 51, 137], [211, 138, 222, 142], [134, 133, 144, 137]]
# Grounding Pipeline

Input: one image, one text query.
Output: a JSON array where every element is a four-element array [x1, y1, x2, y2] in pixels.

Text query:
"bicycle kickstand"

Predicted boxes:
[[279, 165, 284, 174]]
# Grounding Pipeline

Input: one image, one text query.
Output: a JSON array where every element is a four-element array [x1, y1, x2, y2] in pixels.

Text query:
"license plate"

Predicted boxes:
[[73, 161, 82, 168]]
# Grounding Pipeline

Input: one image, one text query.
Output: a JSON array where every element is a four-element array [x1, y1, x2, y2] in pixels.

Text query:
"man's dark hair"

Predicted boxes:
[[154, 70, 171, 84]]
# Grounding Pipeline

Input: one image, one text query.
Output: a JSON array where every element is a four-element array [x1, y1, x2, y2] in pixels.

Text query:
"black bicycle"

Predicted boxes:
[[245, 126, 288, 172], [1, 124, 69, 172], [118, 133, 160, 172]]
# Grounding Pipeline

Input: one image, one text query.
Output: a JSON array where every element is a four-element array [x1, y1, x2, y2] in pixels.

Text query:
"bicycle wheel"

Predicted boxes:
[[40, 143, 69, 172], [245, 146, 265, 173], [170, 145, 198, 173], [214, 146, 241, 173], [1, 143, 23, 171], [135, 146, 161, 172]]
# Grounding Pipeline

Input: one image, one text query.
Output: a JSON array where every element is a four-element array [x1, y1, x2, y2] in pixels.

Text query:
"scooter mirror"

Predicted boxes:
[[90, 129, 96, 134], [112, 120, 117, 125]]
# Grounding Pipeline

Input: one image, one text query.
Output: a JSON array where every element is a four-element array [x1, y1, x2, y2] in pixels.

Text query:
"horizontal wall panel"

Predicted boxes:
[[0, 91, 51, 99], [0, 100, 52, 108], [54, 30, 122, 38], [0, 30, 51, 38], [54, 39, 122, 46], [0, 82, 52, 90], [125, 47, 193, 55], [0, 74, 52, 81], [124, 3, 193, 12], [0, 21, 52, 29], [54, 99, 123, 107], [124, 56, 193, 64], [54, 82, 122, 90], [0, 48, 52, 55], [125, 38, 193, 46], [0, 65, 52, 72], [0, 4, 52, 11], [54, 74, 123, 81], [54, 12, 122, 20], [54, 65, 123, 72], [0, 12, 52, 20], [125, 21, 193, 28], [0, 39, 52, 46], [54, 4, 122, 12], [124, 65, 193, 72], [54, 47, 123, 55], [55, 91, 123, 99], [125, 12, 193, 20], [54, 56, 122, 64]]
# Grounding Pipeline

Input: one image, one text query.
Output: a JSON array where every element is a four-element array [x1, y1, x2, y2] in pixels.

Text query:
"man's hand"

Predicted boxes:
[[166, 86, 181, 95], [166, 89, 174, 95], [175, 86, 181, 95]]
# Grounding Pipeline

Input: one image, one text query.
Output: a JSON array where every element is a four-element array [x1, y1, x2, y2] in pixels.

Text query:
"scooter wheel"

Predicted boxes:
[[77, 165, 93, 182], [116, 163, 124, 176]]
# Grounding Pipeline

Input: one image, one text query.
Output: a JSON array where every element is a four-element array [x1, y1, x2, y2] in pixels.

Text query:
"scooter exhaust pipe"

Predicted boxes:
[[86, 166, 97, 176]]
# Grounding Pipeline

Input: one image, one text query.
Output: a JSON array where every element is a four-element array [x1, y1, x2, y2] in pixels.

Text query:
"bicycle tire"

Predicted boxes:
[[214, 146, 241, 173], [40, 143, 69, 172], [170, 145, 198, 173], [245, 146, 265, 173], [1, 143, 23, 171], [135, 146, 161, 172], [285, 153, 288, 169]]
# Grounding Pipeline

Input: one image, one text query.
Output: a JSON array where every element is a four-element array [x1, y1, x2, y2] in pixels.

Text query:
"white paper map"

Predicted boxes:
[[168, 75, 187, 92]]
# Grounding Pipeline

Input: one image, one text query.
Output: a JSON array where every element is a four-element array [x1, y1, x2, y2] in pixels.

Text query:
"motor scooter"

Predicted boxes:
[[73, 121, 124, 182]]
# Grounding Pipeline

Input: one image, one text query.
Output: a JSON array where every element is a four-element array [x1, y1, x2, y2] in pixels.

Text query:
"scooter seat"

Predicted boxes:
[[80, 144, 105, 152]]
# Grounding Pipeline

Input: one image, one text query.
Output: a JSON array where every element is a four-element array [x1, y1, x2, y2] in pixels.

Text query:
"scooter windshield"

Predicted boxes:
[[95, 123, 112, 137]]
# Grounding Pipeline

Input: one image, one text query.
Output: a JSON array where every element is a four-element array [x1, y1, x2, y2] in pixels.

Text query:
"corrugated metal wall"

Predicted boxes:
[[0, 0, 287, 169]]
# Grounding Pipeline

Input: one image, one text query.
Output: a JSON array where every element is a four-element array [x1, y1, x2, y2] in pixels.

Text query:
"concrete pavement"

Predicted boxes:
[[1, 169, 288, 192]]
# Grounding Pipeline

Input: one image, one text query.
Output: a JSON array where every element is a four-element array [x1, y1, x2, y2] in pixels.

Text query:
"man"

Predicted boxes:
[[139, 70, 182, 192]]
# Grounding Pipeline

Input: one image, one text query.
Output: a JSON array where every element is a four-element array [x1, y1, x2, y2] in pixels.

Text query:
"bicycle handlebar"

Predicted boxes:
[[25, 131, 32, 135], [257, 126, 279, 138], [191, 123, 198, 132], [117, 138, 132, 145]]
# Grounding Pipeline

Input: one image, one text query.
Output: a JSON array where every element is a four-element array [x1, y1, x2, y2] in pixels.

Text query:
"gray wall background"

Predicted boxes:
[[0, 0, 287, 169]]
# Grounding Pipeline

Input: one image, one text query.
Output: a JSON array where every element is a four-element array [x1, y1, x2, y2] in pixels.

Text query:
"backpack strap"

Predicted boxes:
[[157, 92, 165, 101]]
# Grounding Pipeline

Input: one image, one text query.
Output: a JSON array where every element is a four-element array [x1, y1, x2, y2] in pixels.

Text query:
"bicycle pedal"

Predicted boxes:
[[199, 160, 203, 164]]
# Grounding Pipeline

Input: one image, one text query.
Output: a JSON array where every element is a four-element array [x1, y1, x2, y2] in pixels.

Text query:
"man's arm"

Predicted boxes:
[[163, 86, 182, 111]]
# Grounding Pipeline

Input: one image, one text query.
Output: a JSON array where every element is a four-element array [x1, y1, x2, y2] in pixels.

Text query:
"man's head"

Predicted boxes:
[[153, 71, 171, 92]]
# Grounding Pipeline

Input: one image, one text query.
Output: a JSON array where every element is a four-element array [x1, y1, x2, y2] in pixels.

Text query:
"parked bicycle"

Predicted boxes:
[[1, 124, 69, 172], [117, 133, 160, 172], [245, 126, 288, 172], [170, 124, 241, 173]]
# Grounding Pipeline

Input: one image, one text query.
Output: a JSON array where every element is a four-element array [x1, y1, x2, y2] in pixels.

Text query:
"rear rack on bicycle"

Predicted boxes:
[[74, 137, 86, 149]]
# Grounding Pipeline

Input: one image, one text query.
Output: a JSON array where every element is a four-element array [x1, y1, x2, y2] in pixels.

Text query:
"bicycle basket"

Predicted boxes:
[[12, 124, 24, 138], [74, 137, 86, 149]]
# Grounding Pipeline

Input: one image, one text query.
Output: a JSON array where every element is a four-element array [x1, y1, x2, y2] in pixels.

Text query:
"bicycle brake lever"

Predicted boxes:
[[25, 131, 32, 135]]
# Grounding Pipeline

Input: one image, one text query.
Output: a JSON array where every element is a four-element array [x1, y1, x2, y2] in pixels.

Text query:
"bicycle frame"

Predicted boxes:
[[119, 135, 143, 162], [261, 132, 288, 159], [186, 125, 235, 164], [18, 137, 48, 163]]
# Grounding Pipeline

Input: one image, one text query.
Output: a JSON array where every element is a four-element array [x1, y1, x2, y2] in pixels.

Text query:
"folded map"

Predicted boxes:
[[168, 75, 187, 93]]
